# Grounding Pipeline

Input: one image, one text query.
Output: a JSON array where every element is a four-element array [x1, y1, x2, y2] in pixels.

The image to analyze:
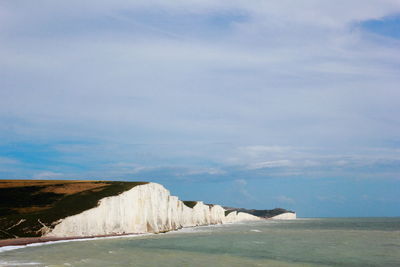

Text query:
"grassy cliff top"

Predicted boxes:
[[223, 207, 294, 218], [183, 201, 198, 208], [0, 180, 147, 239]]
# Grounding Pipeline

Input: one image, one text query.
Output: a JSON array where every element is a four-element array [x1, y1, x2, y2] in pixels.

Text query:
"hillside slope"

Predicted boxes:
[[0, 180, 147, 239], [224, 207, 296, 219]]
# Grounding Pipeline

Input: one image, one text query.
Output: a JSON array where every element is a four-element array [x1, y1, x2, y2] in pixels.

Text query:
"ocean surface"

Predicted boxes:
[[1, 218, 399, 267]]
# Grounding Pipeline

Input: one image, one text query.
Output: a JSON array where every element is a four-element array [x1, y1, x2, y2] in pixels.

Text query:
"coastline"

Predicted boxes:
[[0, 215, 295, 251], [2, 218, 398, 267], [0, 181, 263, 241], [0, 232, 147, 251], [0, 220, 263, 252]]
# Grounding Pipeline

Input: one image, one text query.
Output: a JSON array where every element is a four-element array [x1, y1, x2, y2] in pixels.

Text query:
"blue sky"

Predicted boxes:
[[0, 0, 399, 217]]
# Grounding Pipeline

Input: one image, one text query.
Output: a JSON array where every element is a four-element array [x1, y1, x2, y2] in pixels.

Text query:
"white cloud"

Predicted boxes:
[[0, 157, 20, 173], [0, 0, 399, 181], [33, 171, 63, 180], [0, 157, 19, 165], [247, 160, 292, 170], [230, 179, 255, 205], [185, 168, 226, 176], [239, 146, 295, 155], [317, 195, 346, 203], [275, 195, 295, 204], [235, 179, 247, 186]]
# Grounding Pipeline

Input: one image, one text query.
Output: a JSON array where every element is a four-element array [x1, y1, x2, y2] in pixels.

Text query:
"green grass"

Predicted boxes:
[[183, 201, 198, 208], [224, 210, 236, 216], [0, 180, 147, 239], [223, 207, 294, 218]]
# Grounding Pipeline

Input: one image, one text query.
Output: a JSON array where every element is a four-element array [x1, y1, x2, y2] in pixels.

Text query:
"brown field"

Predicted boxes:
[[0, 179, 147, 239], [0, 179, 110, 194], [0, 180, 110, 214], [0, 179, 101, 188]]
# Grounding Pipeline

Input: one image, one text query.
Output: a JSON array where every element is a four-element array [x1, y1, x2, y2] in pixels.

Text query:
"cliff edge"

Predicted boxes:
[[0, 180, 261, 239], [270, 212, 297, 220], [224, 207, 296, 219]]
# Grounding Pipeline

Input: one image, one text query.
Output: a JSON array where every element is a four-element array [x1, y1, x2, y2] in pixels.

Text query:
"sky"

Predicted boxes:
[[0, 0, 399, 217]]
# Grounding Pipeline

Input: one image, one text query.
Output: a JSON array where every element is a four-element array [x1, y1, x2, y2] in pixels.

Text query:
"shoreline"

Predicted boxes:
[[0, 232, 146, 250], [0, 225, 222, 251], [0, 220, 263, 251]]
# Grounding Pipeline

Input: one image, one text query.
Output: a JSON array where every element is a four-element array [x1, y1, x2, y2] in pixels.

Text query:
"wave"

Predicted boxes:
[[0, 260, 42, 266], [0, 221, 263, 254], [0, 233, 152, 253]]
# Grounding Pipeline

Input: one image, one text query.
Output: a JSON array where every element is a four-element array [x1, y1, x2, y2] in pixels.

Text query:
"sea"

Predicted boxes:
[[1, 218, 399, 267]]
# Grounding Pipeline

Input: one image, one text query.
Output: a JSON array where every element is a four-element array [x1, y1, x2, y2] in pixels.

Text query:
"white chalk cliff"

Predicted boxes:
[[270, 212, 297, 220], [46, 183, 260, 237]]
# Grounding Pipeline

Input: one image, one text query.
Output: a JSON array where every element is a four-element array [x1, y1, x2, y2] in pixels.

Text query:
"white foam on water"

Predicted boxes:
[[0, 260, 41, 266], [0, 233, 153, 253], [164, 222, 228, 235], [0, 222, 235, 253], [0, 221, 261, 254], [250, 229, 262, 232]]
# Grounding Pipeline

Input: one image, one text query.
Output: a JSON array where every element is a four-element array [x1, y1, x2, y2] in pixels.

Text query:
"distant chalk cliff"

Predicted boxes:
[[46, 182, 260, 237], [1, 180, 268, 239], [270, 212, 296, 220], [224, 207, 296, 220]]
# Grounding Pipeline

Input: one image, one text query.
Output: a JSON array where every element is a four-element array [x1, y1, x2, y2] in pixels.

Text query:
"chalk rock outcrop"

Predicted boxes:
[[223, 211, 260, 223], [46, 183, 260, 237], [270, 212, 297, 220]]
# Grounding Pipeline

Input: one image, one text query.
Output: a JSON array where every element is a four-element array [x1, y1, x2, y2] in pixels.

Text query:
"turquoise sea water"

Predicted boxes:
[[1, 218, 399, 266]]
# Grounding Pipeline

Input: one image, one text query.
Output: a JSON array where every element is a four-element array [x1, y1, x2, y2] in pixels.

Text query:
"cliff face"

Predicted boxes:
[[0, 180, 146, 239], [223, 207, 295, 219], [46, 183, 260, 237], [271, 212, 297, 220]]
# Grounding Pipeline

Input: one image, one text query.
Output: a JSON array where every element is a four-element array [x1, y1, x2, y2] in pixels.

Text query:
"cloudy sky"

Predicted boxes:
[[1, 0, 399, 217]]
